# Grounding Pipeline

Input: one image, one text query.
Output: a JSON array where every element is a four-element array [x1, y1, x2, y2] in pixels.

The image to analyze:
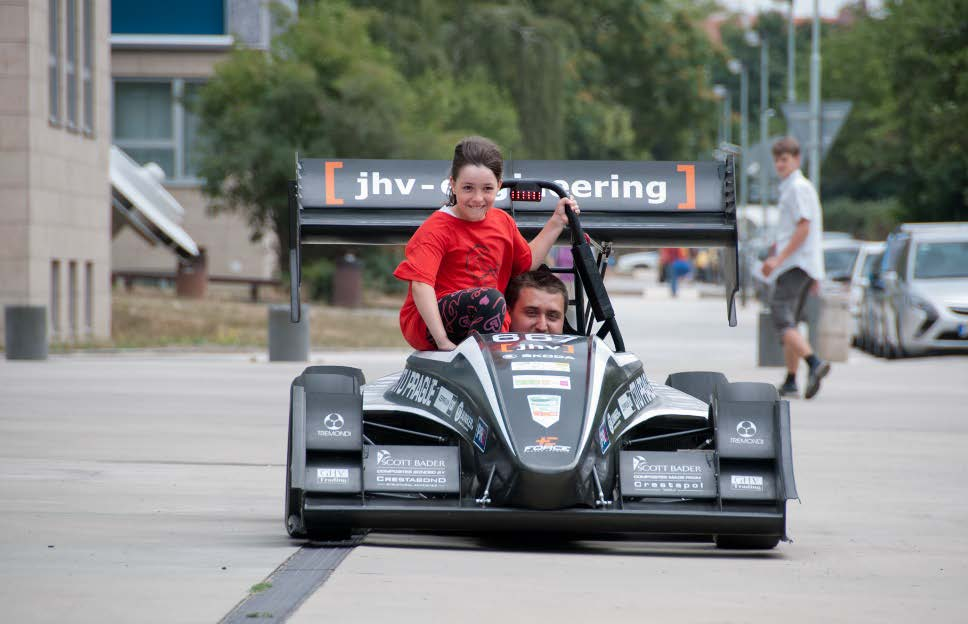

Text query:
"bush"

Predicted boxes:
[[301, 257, 335, 301], [823, 196, 902, 241]]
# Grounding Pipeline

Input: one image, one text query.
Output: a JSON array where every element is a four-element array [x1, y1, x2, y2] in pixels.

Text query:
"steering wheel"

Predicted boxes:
[[503, 180, 625, 352]]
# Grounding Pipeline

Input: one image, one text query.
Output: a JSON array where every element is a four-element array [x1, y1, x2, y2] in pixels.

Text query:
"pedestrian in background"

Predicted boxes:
[[761, 136, 830, 399], [661, 247, 692, 297]]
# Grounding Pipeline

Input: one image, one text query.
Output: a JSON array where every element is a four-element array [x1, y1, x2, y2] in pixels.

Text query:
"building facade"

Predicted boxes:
[[109, 0, 289, 280], [0, 0, 112, 341]]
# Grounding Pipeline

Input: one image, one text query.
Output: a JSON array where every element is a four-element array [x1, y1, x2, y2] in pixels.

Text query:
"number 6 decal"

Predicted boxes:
[[677, 164, 695, 210]]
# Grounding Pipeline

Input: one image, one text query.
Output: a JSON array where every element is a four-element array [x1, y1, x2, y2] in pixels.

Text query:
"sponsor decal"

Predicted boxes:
[[599, 421, 610, 453], [501, 343, 576, 354], [492, 334, 581, 344], [729, 420, 766, 445], [433, 386, 458, 416], [365, 447, 457, 490], [629, 375, 657, 408], [452, 401, 474, 433], [376, 449, 447, 468], [628, 455, 709, 492], [473, 418, 489, 452], [316, 467, 349, 484], [607, 408, 622, 434], [730, 475, 764, 491], [317, 412, 353, 438], [391, 369, 440, 407], [617, 392, 634, 418], [513, 375, 571, 390], [527, 394, 561, 428], [511, 361, 571, 373], [523, 436, 572, 454]]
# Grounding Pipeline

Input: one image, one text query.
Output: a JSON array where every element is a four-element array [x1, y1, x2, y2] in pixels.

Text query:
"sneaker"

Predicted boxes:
[[804, 360, 831, 399], [777, 379, 799, 398]]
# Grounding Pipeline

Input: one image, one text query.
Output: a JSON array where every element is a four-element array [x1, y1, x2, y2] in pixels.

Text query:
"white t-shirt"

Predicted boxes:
[[774, 169, 825, 281]]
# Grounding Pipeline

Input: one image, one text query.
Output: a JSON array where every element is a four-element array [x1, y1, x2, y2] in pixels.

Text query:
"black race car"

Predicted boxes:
[[284, 156, 797, 549]]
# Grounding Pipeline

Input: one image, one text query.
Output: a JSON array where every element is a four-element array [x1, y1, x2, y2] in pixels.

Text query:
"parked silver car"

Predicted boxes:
[[869, 223, 968, 357], [849, 242, 885, 345]]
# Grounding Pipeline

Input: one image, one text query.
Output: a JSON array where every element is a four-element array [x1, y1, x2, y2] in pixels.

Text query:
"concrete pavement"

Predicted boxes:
[[2, 288, 967, 623]]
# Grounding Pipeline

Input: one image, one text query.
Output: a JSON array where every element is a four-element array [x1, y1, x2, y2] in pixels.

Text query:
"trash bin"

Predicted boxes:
[[176, 247, 208, 299], [5, 305, 48, 360], [268, 304, 310, 362], [757, 310, 785, 367], [816, 292, 851, 362], [332, 253, 362, 308]]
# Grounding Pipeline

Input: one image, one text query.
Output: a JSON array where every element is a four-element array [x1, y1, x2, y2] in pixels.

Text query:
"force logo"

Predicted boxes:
[[324, 413, 344, 430], [523, 436, 572, 454], [736, 421, 757, 438]]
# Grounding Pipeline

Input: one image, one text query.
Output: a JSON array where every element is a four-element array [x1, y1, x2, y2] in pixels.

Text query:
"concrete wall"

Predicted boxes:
[[0, 0, 111, 342]]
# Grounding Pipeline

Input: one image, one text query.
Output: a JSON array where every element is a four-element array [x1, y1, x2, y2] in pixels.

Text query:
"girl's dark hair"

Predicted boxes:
[[450, 136, 504, 182]]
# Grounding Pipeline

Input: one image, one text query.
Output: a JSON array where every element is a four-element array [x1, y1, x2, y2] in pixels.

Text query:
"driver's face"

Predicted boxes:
[[509, 287, 566, 334]]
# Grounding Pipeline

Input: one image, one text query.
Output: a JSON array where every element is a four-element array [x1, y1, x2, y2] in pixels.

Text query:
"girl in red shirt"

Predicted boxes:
[[394, 136, 578, 351]]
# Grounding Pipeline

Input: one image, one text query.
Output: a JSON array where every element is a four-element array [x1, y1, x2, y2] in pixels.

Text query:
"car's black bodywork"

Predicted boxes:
[[284, 156, 798, 549]]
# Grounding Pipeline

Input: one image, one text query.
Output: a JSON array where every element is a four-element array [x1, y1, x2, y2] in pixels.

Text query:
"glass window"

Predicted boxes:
[[913, 242, 968, 280], [181, 82, 203, 178], [823, 247, 860, 279], [84, 261, 93, 335], [65, 0, 77, 128], [49, 0, 59, 123], [82, 0, 94, 134], [113, 79, 204, 181], [50, 260, 61, 337], [68, 260, 78, 338]]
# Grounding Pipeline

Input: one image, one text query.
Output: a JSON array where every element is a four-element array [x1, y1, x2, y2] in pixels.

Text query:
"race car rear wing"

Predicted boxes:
[[289, 156, 739, 325]]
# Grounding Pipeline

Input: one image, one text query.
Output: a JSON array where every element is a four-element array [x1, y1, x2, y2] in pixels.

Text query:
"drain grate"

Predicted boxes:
[[219, 537, 363, 624]]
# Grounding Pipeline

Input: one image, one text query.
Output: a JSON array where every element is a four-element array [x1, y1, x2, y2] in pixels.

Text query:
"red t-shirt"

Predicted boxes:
[[394, 207, 532, 350]]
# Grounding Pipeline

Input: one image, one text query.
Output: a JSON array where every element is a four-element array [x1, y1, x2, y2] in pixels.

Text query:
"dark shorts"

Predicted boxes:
[[769, 268, 814, 333]]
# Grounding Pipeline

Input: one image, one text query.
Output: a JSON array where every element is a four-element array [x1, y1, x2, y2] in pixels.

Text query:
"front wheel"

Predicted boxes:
[[715, 535, 781, 550]]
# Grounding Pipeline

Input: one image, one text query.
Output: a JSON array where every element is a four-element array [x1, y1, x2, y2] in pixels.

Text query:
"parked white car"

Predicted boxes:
[[616, 251, 659, 272]]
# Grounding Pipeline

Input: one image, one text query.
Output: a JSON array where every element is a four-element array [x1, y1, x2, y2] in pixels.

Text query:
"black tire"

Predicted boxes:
[[715, 534, 781, 550], [665, 371, 729, 404]]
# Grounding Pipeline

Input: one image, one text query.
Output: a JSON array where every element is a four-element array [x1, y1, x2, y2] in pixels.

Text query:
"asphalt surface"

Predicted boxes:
[[2, 281, 966, 623]]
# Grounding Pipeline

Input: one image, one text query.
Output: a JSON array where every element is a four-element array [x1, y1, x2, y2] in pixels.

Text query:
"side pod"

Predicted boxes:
[[286, 366, 365, 538]]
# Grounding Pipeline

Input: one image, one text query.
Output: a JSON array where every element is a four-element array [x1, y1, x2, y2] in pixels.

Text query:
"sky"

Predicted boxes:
[[716, 0, 883, 19]]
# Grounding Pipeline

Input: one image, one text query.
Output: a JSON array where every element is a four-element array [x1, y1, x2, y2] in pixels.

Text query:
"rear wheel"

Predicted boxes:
[[715, 535, 781, 550]]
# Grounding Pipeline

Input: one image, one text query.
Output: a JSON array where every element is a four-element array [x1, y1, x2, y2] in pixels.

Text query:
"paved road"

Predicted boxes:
[[2, 287, 966, 623]]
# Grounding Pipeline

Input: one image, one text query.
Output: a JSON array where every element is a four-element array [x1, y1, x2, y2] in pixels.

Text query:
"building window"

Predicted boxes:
[[111, 0, 225, 36], [113, 79, 204, 181], [50, 260, 61, 338], [82, 0, 94, 135], [68, 260, 78, 339], [84, 261, 93, 336], [49, 0, 60, 124], [65, 0, 78, 129]]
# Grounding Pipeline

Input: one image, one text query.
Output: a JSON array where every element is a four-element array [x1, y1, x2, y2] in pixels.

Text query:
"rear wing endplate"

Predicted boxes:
[[288, 156, 738, 326]]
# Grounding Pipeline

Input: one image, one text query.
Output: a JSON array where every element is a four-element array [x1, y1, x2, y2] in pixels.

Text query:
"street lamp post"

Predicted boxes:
[[787, 0, 796, 103], [712, 84, 730, 146], [759, 37, 770, 211], [728, 58, 749, 210], [809, 0, 822, 189]]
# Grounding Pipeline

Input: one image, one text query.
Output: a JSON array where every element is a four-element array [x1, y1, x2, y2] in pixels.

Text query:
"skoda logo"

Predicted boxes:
[[324, 413, 344, 431], [736, 421, 757, 438]]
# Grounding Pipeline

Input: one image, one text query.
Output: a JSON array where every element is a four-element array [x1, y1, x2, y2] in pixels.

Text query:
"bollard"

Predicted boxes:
[[4, 305, 48, 360], [816, 292, 850, 362], [757, 310, 785, 367], [268, 303, 309, 362], [803, 293, 821, 354]]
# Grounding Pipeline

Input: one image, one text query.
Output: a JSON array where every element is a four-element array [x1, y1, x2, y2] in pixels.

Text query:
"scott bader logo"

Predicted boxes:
[[324, 413, 344, 430], [377, 449, 393, 465], [632, 456, 649, 472], [736, 421, 756, 438]]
